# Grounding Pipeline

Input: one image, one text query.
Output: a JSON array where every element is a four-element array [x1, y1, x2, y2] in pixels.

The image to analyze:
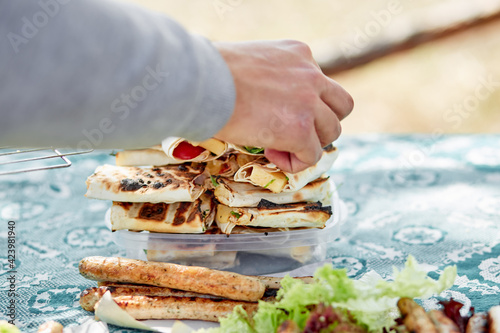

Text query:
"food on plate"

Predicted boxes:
[[37, 321, 63, 333], [212, 256, 457, 333], [76, 254, 498, 333], [85, 164, 207, 203], [109, 192, 216, 233], [78, 256, 314, 326], [79, 256, 266, 302], [393, 298, 500, 333]]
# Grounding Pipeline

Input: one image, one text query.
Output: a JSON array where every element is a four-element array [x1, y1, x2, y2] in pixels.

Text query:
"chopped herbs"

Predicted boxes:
[[230, 211, 241, 219], [109, 151, 117, 156], [244, 146, 264, 154], [210, 175, 219, 187], [264, 179, 276, 188], [285, 175, 289, 181]]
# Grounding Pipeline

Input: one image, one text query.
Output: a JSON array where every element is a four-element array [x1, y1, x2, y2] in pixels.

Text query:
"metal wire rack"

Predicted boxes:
[[0, 147, 93, 176]]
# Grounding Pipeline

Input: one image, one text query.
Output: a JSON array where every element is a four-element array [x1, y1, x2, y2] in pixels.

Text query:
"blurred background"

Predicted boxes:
[[129, 0, 500, 134]]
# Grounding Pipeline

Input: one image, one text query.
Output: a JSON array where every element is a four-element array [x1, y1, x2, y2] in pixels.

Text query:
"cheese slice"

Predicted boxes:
[[196, 138, 227, 156], [215, 201, 332, 234], [234, 145, 338, 193], [214, 177, 332, 207], [85, 164, 206, 203], [110, 193, 215, 233]]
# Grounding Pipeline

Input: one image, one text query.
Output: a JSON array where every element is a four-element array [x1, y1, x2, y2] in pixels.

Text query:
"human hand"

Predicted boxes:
[[213, 40, 353, 173]]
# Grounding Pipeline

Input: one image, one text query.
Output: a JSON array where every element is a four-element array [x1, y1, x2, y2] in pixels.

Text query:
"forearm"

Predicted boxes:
[[0, 0, 235, 149]]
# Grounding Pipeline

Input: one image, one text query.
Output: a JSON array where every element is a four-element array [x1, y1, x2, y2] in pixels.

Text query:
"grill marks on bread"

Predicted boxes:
[[85, 164, 207, 203]]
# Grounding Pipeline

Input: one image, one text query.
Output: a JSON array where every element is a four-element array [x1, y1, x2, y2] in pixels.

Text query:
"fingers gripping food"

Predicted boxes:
[[234, 144, 338, 193], [79, 256, 266, 302]]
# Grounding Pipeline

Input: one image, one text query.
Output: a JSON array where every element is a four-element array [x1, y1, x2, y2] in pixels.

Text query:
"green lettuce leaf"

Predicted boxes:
[[209, 255, 456, 333], [0, 321, 20, 333]]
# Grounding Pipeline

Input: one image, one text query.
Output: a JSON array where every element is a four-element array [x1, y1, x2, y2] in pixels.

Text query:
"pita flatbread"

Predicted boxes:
[[109, 193, 215, 233], [215, 200, 332, 234], [85, 164, 206, 203], [115, 145, 179, 166], [234, 145, 338, 193], [214, 177, 332, 207]]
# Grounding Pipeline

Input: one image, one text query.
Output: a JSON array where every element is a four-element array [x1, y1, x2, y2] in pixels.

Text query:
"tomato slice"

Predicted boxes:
[[172, 141, 206, 160]]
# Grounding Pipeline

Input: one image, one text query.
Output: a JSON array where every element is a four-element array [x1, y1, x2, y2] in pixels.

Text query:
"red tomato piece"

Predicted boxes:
[[172, 141, 206, 160]]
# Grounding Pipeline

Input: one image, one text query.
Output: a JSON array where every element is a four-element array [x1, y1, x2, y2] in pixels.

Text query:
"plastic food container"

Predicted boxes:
[[107, 185, 345, 275]]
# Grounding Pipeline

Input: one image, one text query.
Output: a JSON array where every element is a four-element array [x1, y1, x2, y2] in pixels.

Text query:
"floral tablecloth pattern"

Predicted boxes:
[[1, 134, 499, 332]]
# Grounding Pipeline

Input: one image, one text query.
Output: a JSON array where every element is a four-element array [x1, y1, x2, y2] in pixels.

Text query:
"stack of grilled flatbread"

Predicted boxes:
[[85, 137, 338, 267]]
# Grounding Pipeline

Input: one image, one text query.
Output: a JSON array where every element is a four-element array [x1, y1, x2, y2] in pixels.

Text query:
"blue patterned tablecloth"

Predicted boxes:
[[1, 134, 500, 332]]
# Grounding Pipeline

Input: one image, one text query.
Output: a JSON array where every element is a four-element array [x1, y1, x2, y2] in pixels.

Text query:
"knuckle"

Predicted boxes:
[[298, 90, 320, 106], [344, 93, 355, 114], [283, 39, 313, 58]]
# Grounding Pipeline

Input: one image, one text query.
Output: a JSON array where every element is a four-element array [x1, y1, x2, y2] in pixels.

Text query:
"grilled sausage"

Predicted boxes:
[[80, 285, 210, 312], [95, 295, 258, 322], [79, 256, 265, 302], [397, 297, 438, 333]]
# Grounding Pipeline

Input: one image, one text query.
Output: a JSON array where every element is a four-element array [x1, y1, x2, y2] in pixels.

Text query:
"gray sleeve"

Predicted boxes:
[[0, 0, 235, 149]]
